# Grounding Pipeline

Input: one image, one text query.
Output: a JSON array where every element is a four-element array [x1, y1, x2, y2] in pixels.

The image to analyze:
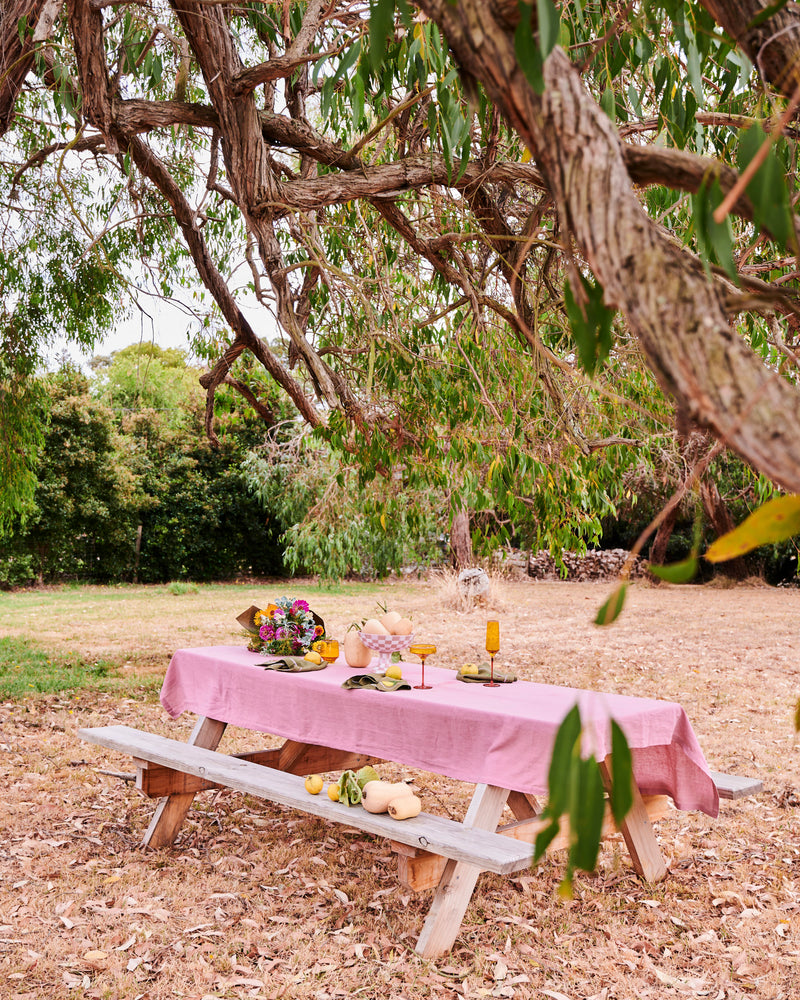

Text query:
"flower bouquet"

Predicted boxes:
[[237, 597, 325, 656]]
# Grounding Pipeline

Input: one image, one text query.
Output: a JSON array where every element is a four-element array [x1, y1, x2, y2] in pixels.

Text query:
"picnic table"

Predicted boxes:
[[80, 645, 727, 958]]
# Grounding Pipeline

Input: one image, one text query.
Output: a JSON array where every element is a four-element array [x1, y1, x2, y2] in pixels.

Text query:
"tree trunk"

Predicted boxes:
[[700, 480, 750, 580], [449, 508, 473, 570], [649, 505, 680, 570]]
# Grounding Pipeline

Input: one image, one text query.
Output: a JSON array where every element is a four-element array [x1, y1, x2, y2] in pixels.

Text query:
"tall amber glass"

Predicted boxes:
[[484, 621, 500, 687]]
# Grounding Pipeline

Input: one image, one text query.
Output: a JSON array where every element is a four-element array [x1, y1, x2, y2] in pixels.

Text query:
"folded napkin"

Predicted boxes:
[[341, 672, 412, 692], [457, 662, 517, 683], [257, 656, 326, 672]]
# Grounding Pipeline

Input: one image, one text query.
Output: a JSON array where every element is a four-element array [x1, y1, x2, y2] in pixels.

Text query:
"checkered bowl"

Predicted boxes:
[[359, 631, 415, 672]]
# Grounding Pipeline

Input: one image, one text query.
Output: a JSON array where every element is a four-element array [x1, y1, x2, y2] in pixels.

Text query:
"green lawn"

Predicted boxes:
[[0, 579, 409, 700]]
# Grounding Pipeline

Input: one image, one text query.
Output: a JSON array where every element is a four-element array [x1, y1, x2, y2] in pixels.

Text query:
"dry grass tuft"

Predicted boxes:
[[428, 567, 511, 616]]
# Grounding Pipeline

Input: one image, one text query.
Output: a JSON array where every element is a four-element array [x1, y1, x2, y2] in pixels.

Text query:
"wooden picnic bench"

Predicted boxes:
[[78, 718, 760, 959], [77, 645, 757, 957]]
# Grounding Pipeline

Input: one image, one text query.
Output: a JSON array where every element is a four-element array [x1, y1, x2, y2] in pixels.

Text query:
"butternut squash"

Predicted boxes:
[[343, 631, 373, 668], [361, 780, 411, 813], [362, 617, 389, 635], [388, 794, 422, 820]]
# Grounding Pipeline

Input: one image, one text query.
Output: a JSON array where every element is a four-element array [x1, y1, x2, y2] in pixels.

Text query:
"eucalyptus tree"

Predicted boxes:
[[1, 1, 798, 549], [5, 0, 800, 884]]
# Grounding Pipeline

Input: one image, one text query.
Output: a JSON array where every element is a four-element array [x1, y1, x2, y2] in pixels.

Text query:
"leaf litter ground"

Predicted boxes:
[[0, 576, 798, 999]]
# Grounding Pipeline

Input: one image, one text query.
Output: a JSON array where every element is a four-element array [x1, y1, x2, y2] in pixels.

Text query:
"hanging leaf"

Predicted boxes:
[[705, 495, 800, 562], [368, 0, 396, 73], [608, 720, 633, 827], [737, 124, 795, 251], [563, 272, 616, 376], [515, 3, 545, 94], [533, 704, 581, 864], [537, 0, 560, 57], [594, 583, 627, 626], [569, 755, 605, 873], [692, 177, 737, 282], [648, 556, 698, 583], [795, 697, 800, 732], [546, 703, 581, 816]]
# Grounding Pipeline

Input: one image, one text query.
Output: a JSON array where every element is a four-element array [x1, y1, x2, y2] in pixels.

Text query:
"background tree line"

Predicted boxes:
[[1, 342, 793, 589]]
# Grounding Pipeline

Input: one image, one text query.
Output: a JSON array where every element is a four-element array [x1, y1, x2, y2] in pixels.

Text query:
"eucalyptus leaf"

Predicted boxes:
[[545, 703, 582, 818], [705, 495, 800, 562], [609, 720, 633, 827], [515, 4, 545, 93], [537, 0, 560, 57], [594, 583, 627, 626], [570, 755, 605, 873], [649, 556, 698, 584], [737, 124, 794, 251], [563, 273, 616, 376]]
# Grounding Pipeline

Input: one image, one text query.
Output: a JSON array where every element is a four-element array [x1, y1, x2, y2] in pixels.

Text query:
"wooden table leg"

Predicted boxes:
[[142, 716, 227, 849], [599, 759, 667, 883], [415, 784, 510, 959]]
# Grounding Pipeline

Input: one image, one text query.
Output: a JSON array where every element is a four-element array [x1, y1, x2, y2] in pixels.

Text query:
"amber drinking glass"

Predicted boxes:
[[408, 643, 436, 690], [319, 639, 339, 666], [484, 621, 500, 688]]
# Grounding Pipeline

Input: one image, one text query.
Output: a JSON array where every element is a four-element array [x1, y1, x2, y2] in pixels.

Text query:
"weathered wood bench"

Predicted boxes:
[[79, 725, 535, 875], [710, 771, 763, 799], [78, 723, 763, 957]]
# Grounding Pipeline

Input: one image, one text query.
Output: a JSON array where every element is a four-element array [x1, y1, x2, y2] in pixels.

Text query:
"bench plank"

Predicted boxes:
[[711, 771, 763, 799], [136, 746, 378, 797], [79, 726, 533, 875]]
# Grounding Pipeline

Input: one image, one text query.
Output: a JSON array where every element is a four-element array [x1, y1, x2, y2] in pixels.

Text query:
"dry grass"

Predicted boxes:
[[1, 577, 799, 999]]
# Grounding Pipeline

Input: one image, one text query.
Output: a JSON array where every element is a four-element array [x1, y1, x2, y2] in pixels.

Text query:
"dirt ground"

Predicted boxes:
[[1, 576, 799, 999]]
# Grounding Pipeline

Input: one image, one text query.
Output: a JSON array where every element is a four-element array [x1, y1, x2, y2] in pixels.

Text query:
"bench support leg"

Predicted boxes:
[[142, 716, 227, 849], [415, 784, 510, 959], [599, 759, 666, 883]]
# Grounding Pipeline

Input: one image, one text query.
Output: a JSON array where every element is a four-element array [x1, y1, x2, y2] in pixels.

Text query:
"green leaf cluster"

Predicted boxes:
[[534, 707, 633, 896]]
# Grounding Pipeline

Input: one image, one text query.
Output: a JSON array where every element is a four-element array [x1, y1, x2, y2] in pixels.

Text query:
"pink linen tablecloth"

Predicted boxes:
[[160, 645, 719, 817]]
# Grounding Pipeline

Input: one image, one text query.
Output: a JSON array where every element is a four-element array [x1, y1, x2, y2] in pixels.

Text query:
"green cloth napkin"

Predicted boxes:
[[456, 662, 517, 683], [341, 672, 412, 692], [257, 656, 326, 672]]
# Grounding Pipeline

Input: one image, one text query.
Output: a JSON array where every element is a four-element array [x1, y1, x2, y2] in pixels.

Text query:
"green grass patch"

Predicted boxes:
[[0, 636, 157, 700], [166, 581, 200, 595]]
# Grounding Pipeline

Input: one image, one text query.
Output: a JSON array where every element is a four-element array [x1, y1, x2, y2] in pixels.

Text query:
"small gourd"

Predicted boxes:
[[362, 617, 389, 635], [343, 631, 373, 669], [392, 617, 413, 635], [387, 794, 422, 820], [361, 780, 412, 813], [379, 611, 403, 632]]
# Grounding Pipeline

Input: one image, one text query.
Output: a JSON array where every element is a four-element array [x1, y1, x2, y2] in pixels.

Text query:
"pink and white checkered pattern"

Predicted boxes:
[[358, 632, 415, 654]]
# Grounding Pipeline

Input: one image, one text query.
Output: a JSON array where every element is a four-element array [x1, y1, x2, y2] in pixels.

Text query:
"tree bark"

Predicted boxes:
[[418, 0, 800, 494], [700, 1, 800, 99], [699, 480, 750, 580], [649, 504, 679, 570], [0, 0, 49, 134], [449, 508, 473, 571]]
